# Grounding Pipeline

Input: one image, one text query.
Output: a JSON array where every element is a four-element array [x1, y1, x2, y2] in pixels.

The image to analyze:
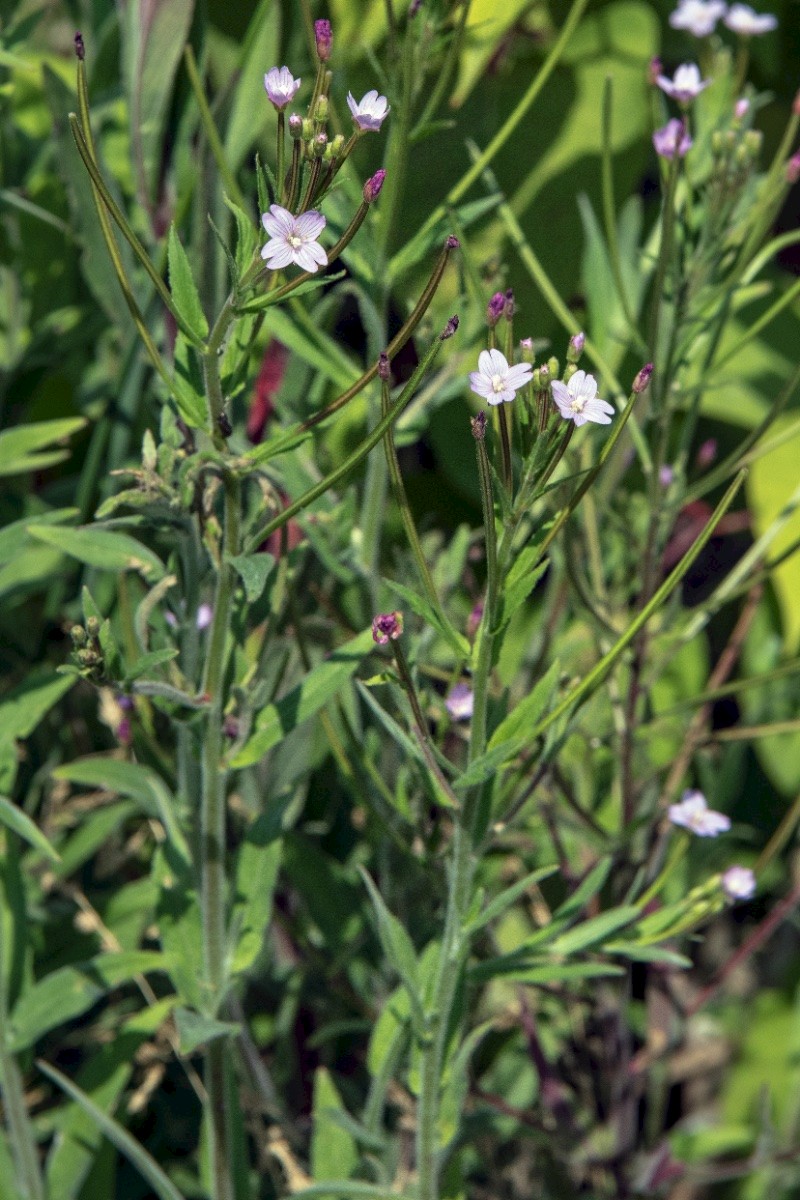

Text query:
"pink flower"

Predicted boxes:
[[346, 90, 390, 132], [261, 205, 328, 273], [445, 683, 474, 721], [551, 370, 614, 427], [668, 790, 731, 837], [469, 348, 533, 406], [721, 865, 756, 900], [264, 66, 301, 110], [653, 118, 693, 159], [656, 63, 712, 103], [724, 4, 777, 35], [669, 0, 727, 37]]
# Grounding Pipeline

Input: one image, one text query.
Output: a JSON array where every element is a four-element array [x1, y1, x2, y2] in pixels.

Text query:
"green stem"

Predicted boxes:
[[184, 46, 247, 211], [244, 327, 450, 553], [0, 904, 45, 1200], [276, 110, 285, 203], [647, 150, 682, 358], [469, 424, 501, 772]]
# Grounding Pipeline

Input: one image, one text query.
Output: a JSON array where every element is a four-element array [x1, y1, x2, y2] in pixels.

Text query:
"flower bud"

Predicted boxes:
[[445, 234, 460, 250], [503, 289, 515, 320], [74, 31, 85, 60], [372, 611, 403, 644], [563, 363, 577, 384], [696, 438, 717, 468], [486, 291, 506, 328], [632, 362, 654, 394], [734, 97, 750, 120], [289, 113, 303, 139], [786, 152, 800, 184], [71, 624, 87, 646], [547, 356, 559, 378], [314, 19, 332, 62], [302, 117, 314, 141], [471, 411, 487, 441], [86, 616, 100, 638], [312, 132, 328, 158], [378, 351, 391, 381], [363, 168, 386, 204], [329, 133, 345, 157], [315, 95, 329, 122], [520, 337, 535, 363], [567, 331, 585, 362], [659, 465, 674, 487], [744, 129, 762, 157], [441, 314, 459, 340], [534, 363, 549, 390]]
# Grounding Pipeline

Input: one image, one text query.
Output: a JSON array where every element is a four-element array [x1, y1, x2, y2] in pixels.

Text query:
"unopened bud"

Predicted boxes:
[[302, 117, 314, 141], [441, 314, 459, 340], [372, 611, 403, 645], [563, 363, 577, 384], [74, 31, 85, 60], [471, 411, 487, 441], [312, 132, 327, 158], [378, 351, 391, 380], [567, 331, 585, 362], [329, 133, 345, 157], [786, 152, 800, 184], [659, 465, 674, 487], [503, 289, 515, 320], [534, 363, 550, 389], [445, 234, 460, 250], [520, 337, 535, 363], [315, 95, 329, 123], [744, 129, 762, 158], [289, 113, 303, 139], [486, 292, 506, 328], [632, 362, 654, 394], [86, 616, 100, 638], [734, 97, 750, 120], [314, 19, 332, 62], [547, 356, 559, 378], [71, 625, 87, 646], [363, 168, 386, 204]]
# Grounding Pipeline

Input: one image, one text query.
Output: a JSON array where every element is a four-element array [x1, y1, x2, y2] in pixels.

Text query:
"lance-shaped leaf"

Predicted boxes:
[[167, 225, 208, 341], [0, 418, 86, 477], [27, 525, 165, 582]]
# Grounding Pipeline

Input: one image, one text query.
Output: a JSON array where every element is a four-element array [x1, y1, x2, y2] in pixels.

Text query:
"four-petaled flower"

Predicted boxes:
[[721, 865, 757, 901], [668, 790, 731, 837], [653, 118, 693, 159], [551, 370, 614, 427], [445, 683, 474, 722], [264, 66, 301, 109], [656, 63, 712, 103], [469, 349, 533, 406], [347, 89, 390, 131], [669, 0, 727, 37], [724, 3, 777, 34], [261, 205, 328, 273]]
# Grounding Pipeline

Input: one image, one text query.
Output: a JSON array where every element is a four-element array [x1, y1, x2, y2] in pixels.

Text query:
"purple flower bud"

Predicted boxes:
[[363, 168, 386, 204], [441, 314, 459, 340], [314, 19, 332, 62], [74, 31, 85, 60], [116, 718, 132, 744], [445, 234, 460, 250], [632, 362, 654, 394], [372, 611, 403, 645], [659, 465, 674, 487], [378, 351, 391, 381], [288, 113, 303, 138], [787, 152, 800, 184], [520, 337, 535, 363], [223, 715, 240, 739], [486, 292, 506, 328], [734, 97, 750, 120], [567, 331, 585, 363]]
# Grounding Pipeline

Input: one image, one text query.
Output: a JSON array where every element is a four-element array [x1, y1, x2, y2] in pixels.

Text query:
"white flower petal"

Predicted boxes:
[[484, 348, 509, 376], [504, 363, 533, 389], [295, 210, 326, 239], [469, 372, 493, 398], [262, 240, 295, 268]]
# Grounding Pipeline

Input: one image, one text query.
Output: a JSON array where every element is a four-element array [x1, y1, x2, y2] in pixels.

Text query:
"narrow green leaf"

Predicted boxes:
[[604, 942, 692, 967], [27, 525, 165, 582], [174, 1007, 238, 1054], [383, 578, 470, 658], [359, 869, 423, 1026], [231, 629, 375, 767], [37, 1060, 186, 1200], [464, 866, 558, 936], [554, 857, 613, 920], [488, 660, 561, 751], [10, 952, 168, 1050], [230, 805, 285, 975], [311, 1068, 359, 1184], [0, 419, 86, 477], [549, 905, 641, 955], [0, 796, 60, 862], [167, 225, 208, 341]]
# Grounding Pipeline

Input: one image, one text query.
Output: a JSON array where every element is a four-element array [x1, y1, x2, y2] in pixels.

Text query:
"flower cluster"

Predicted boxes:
[[669, 0, 777, 37], [260, 21, 390, 273], [668, 790, 756, 901]]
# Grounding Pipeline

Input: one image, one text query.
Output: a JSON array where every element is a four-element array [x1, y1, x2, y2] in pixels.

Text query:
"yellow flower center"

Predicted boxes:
[[491, 374, 505, 393]]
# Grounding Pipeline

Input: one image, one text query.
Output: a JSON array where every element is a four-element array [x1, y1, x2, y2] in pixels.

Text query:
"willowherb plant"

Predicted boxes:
[[2, 2, 800, 1199]]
